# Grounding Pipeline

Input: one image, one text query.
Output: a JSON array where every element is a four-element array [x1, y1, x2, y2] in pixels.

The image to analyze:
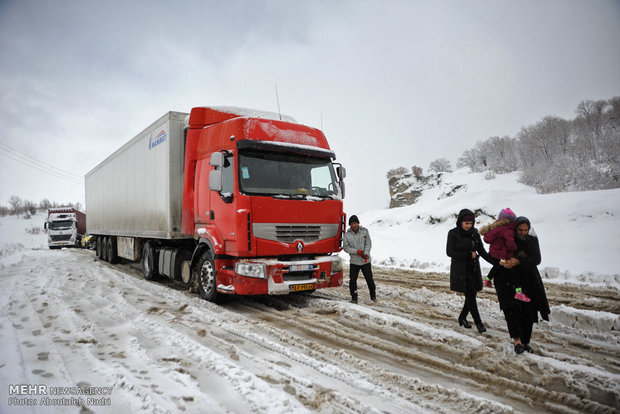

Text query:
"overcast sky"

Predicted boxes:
[[1, 0, 619, 216]]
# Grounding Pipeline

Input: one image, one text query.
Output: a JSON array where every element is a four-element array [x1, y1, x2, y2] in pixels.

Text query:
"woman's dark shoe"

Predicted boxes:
[[514, 343, 525, 354], [458, 318, 472, 329], [523, 344, 534, 353], [476, 322, 487, 333]]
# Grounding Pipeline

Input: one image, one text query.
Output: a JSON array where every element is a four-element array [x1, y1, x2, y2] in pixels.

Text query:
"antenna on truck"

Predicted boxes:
[[275, 85, 282, 120]]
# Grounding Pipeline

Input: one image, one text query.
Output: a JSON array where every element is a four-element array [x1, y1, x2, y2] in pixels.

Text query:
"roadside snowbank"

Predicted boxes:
[[0, 212, 47, 268]]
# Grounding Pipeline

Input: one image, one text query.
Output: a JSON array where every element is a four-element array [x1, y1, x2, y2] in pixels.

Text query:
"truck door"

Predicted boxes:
[[208, 152, 238, 254]]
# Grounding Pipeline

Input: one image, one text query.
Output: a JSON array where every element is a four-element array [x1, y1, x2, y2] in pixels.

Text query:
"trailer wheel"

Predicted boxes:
[[96, 237, 104, 260], [102, 237, 109, 262], [197, 250, 218, 302], [107, 237, 119, 264], [142, 241, 159, 280]]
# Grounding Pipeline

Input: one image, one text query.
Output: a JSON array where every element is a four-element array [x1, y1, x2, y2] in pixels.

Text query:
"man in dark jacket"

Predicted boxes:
[[446, 209, 497, 333]]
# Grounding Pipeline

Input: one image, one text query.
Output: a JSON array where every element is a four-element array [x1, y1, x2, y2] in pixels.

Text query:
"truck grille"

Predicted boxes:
[[276, 225, 321, 242], [253, 223, 339, 243], [50, 234, 72, 241], [283, 272, 314, 282]]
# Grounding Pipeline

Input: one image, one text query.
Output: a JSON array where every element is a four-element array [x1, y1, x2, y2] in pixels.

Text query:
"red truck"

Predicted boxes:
[[86, 107, 346, 301]]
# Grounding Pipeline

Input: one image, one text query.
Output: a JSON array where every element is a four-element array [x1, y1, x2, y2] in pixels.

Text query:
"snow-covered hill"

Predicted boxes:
[[346, 169, 620, 286]]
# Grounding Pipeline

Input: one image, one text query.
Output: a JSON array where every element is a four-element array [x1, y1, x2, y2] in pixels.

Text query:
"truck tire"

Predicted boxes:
[[107, 237, 119, 264], [142, 241, 159, 280], [102, 237, 109, 262], [196, 250, 218, 302], [96, 237, 104, 260]]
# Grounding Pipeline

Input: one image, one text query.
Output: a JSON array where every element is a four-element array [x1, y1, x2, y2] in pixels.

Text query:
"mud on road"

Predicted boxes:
[[1, 249, 619, 413]]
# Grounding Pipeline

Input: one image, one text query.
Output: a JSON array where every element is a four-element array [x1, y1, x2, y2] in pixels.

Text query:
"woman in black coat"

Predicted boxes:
[[495, 216, 550, 354], [446, 209, 497, 333]]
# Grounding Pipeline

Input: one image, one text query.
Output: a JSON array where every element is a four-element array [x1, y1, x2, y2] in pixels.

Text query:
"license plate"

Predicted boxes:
[[290, 264, 313, 272], [290, 283, 314, 292]]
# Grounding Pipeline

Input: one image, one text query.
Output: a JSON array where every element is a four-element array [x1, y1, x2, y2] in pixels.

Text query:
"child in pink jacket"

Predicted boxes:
[[480, 208, 530, 302]]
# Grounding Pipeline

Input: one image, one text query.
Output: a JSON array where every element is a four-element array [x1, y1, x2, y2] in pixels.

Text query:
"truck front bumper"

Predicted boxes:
[[48, 233, 77, 248], [216, 256, 344, 295]]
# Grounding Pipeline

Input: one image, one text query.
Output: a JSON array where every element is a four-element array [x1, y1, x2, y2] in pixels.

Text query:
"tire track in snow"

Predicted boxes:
[[2, 248, 619, 413], [229, 295, 616, 413]]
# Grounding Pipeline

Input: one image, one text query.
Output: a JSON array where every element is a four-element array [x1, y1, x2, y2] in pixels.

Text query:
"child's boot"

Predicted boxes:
[[514, 288, 531, 302]]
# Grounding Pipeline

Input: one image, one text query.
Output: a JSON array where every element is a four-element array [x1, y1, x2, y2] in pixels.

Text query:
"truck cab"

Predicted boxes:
[[182, 108, 346, 300], [46, 208, 86, 249]]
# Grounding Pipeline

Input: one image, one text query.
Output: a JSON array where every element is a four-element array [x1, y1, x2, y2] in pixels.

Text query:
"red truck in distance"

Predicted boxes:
[[86, 107, 346, 302]]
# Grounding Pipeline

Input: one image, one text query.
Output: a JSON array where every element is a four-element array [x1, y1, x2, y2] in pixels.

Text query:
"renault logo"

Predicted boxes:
[[296, 241, 304, 252]]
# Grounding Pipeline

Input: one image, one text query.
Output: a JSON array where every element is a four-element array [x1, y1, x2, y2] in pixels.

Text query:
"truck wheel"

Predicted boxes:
[[107, 237, 119, 264], [96, 237, 104, 260], [197, 250, 218, 302], [142, 241, 159, 280], [102, 237, 109, 262]]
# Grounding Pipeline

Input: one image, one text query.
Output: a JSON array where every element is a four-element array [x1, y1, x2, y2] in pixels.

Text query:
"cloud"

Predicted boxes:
[[0, 0, 619, 211]]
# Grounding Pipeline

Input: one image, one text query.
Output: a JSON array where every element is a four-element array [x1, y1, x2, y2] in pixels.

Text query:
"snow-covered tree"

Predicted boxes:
[[456, 96, 620, 193], [39, 198, 52, 210], [8, 195, 22, 216], [429, 158, 453, 173]]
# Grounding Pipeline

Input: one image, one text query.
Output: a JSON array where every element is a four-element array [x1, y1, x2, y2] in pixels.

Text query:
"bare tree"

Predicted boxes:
[[39, 198, 52, 210], [8, 195, 22, 216], [429, 158, 453, 173], [23, 199, 36, 215], [411, 165, 423, 177], [386, 167, 409, 179], [457, 148, 484, 172], [576, 99, 608, 162]]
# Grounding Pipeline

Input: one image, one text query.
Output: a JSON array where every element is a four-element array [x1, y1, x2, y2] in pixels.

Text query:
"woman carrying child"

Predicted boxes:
[[480, 208, 529, 302], [491, 216, 550, 354]]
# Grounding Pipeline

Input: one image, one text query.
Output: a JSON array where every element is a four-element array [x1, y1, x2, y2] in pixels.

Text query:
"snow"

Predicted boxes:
[[346, 168, 620, 285], [1, 170, 619, 413], [256, 123, 329, 154], [208, 106, 297, 124]]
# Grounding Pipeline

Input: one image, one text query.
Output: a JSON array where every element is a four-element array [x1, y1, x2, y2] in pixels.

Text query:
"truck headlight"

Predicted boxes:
[[236, 263, 267, 279], [331, 257, 343, 275]]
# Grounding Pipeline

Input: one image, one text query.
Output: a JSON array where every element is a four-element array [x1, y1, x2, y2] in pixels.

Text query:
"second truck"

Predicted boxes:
[[45, 207, 86, 249], [85, 107, 346, 301]]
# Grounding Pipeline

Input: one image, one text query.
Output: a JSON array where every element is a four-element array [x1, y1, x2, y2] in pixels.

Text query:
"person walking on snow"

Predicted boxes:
[[343, 215, 376, 304], [446, 209, 497, 333], [480, 208, 530, 302], [494, 216, 550, 354]]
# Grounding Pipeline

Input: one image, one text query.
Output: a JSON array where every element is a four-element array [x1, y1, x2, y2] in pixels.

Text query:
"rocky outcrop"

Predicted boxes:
[[388, 173, 444, 208]]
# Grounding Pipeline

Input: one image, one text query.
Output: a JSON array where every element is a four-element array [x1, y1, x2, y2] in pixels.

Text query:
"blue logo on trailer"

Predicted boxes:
[[149, 130, 167, 149]]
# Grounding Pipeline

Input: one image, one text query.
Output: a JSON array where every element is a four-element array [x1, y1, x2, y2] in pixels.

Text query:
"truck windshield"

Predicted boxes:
[[238, 150, 340, 199], [48, 220, 74, 230]]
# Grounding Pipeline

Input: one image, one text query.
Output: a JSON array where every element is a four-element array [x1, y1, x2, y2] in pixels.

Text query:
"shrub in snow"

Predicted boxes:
[[25, 225, 42, 235]]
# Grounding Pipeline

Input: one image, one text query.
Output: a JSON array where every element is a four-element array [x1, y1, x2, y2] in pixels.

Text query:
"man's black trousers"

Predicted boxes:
[[349, 263, 376, 300]]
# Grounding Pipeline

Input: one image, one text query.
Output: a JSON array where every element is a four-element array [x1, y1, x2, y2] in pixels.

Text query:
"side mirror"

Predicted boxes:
[[209, 170, 223, 191], [209, 152, 225, 168], [339, 180, 345, 198], [337, 165, 346, 180]]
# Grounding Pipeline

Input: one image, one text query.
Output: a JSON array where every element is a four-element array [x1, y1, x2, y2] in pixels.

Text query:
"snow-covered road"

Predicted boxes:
[[1, 248, 619, 413]]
